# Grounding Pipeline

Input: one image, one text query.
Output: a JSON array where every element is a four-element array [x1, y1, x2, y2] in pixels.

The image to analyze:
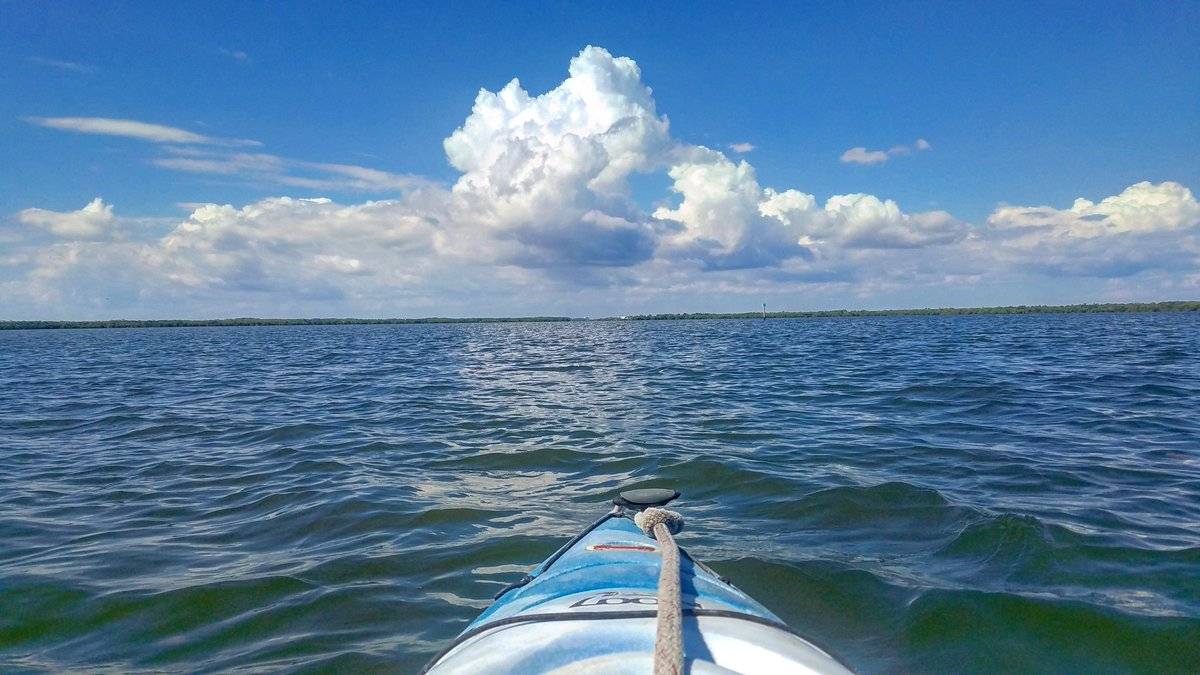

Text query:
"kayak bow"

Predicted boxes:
[[424, 488, 853, 674]]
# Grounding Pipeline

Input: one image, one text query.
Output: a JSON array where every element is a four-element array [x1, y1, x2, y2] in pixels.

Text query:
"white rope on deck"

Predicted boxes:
[[634, 507, 685, 675]]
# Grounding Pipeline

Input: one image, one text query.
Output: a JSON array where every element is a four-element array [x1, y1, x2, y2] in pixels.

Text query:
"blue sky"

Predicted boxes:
[[2, 1, 1198, 319]]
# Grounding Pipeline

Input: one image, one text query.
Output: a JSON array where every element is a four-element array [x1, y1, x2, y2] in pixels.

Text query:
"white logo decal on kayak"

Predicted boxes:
[[570, 591, 702, 609]]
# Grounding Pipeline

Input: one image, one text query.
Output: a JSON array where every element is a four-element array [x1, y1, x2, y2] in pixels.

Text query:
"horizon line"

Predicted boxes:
[[2, 300, 1197, 329]]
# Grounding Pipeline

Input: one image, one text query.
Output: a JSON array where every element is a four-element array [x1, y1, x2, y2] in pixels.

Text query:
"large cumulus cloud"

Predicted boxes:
[[985, 181, 1200, 277], [440, 46, 668, 267]]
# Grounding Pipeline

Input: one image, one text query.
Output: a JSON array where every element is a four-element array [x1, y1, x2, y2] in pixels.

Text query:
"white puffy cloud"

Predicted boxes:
[[18, 198, 115, 239], [762, 190, 966, 249], [653, 144, 963, 268], [151, 197, 437, 290], [655, 150, 768, 254], [989, 182, 1200, 236], [26, 116, 260, 146], [440, 46, 669, 267], [985, 181, 1200, 277], [4, 196, 458, 317], [840, 147, 890, 165], [445, 46, 669, 194]]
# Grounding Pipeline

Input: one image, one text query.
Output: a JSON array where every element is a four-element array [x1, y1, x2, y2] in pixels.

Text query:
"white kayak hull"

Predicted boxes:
[[430, 614, 850, 674]]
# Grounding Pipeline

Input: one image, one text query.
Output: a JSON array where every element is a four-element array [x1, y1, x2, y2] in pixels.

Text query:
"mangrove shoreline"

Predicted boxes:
[[2, 301, 1197, 330]]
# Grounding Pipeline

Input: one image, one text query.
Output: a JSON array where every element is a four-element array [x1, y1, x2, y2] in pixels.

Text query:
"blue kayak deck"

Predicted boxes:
[[471, 514, 782, 628], [427, 511, 854, 673]]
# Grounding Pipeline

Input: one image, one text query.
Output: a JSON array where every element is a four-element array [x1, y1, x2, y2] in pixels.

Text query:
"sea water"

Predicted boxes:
[[1, 314, 1198, 672]]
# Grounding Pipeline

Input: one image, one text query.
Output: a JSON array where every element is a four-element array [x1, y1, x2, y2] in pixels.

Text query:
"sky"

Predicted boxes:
[[1, 1, 1198, 319]]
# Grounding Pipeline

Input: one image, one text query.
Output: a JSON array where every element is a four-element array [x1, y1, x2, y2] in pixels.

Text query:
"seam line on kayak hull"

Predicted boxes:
[[419, 607, 844, 673]]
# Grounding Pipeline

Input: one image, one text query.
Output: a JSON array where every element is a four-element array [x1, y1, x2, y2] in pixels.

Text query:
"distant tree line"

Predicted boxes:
[[0, 316, 574, 330], [2, 301, 1197, 330], [616, 301, 1200, 321]]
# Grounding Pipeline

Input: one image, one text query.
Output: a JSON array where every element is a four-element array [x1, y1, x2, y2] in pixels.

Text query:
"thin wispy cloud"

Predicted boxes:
[[26, 115, 421, 194], [841, 138, 931, 165], [26, 56, 95, 74], [152, 148, 431, 193], [729, 142, 756, 153], [219, 48, 250, 62], [25, 117, 262, 147]]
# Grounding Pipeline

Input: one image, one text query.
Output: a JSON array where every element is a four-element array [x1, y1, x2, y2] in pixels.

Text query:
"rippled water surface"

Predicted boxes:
[[2, 315, 1199, 673]]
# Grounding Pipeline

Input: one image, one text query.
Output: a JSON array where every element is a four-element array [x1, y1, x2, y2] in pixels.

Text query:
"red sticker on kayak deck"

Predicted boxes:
[[586, 543, 657, 553]]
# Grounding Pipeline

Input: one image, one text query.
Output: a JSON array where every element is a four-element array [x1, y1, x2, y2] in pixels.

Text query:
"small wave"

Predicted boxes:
[[905, 588, 1200, 672], [756, 481, 976, 532]]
